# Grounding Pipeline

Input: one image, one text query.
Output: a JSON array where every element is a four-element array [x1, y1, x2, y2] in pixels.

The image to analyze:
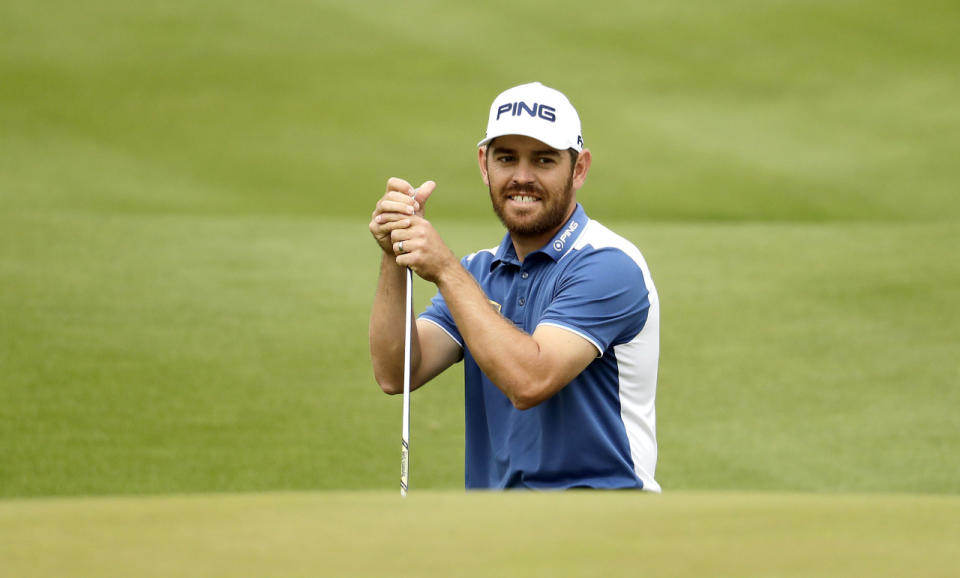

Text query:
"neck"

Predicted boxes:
[[510, 204, 577, 262]]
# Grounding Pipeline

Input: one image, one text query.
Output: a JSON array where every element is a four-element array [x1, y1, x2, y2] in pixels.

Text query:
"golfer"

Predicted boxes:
[[369, 82, 660, 491]]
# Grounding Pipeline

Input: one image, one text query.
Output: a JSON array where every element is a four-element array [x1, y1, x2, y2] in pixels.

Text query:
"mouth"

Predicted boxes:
[[507, 194, 541, 204]]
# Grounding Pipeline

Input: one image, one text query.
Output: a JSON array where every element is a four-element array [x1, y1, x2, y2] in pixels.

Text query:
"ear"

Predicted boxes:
[[572, 148, 592, 190], [478, 147, 490, 186]]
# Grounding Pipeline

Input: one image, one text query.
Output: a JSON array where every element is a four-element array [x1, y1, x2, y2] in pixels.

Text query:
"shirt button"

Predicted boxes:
[[518, 297, 525, 306], [521, 272, 529, 279]]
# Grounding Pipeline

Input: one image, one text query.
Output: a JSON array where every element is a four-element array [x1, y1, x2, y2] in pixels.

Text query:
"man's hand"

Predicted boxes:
[[369, 177, 457, 283], [369, 178, 435, 255], [390, 213, 460, 284]]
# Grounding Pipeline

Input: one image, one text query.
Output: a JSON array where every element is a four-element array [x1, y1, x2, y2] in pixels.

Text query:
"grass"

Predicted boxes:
[[2, 216, 956, 495], [1, 4, 959, 574], [2, 490, 958, 577], [3, 1, 958, 573], [2, 1, 958, 222]]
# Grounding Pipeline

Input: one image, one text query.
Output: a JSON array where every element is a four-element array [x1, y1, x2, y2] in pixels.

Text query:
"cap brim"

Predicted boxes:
[[477, 130, 577, 152]]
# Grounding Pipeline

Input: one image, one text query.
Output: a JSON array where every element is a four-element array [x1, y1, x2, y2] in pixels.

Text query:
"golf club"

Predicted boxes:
[[401, 266, 412, 496], [400, 190, 415, 497]]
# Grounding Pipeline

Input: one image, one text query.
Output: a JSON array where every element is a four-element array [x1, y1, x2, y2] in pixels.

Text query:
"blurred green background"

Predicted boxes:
[[2, 0, 958, 498]]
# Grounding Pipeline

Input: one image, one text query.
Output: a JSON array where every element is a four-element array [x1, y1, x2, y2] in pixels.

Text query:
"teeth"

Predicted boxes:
[[511, 195, 538, 203]]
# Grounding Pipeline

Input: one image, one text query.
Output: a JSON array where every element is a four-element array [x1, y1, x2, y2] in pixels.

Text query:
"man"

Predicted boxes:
[[368, 82, 660, 491]]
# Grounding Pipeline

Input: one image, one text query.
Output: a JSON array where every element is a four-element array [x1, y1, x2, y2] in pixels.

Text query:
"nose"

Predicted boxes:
[[511, 158, 536, 187]]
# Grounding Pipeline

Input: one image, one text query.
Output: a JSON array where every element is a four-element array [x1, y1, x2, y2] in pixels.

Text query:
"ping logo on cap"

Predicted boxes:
[[496, 101, 557, 123]]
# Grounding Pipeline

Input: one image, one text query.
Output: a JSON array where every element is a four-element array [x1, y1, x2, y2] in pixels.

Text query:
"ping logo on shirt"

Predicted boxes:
[[553, 220, 579, 251], [496, 102, 557, 122]]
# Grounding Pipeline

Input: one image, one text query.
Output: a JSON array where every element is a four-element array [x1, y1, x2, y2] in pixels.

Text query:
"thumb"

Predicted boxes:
[[413, 180, 436, 216]]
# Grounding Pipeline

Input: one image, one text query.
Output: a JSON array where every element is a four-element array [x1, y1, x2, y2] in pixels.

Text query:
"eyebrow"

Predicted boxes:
[[490, 147, 562, 157]]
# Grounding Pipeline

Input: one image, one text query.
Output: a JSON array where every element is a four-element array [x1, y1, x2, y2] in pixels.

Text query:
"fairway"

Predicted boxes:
[[2, 217, 956, 495], [2, 0, 959, 574]]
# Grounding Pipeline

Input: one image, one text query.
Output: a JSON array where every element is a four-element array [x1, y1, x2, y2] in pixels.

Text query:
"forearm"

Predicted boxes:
[[435, 266, 551, 409], [369, 253, 420, 393]]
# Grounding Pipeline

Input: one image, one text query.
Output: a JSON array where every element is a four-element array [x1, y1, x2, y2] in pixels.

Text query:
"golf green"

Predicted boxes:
[[2, 491, 957, 577]]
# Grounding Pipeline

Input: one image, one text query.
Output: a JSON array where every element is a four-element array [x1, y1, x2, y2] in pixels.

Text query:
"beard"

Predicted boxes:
[[488, 171, 576, 237]]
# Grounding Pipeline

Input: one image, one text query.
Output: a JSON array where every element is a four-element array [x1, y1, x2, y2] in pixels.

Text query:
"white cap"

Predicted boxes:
[[477, 82, 583, 152]]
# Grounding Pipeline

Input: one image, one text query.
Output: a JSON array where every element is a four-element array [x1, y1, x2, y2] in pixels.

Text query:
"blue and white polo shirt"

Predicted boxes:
[[420, 204, 661, 491]]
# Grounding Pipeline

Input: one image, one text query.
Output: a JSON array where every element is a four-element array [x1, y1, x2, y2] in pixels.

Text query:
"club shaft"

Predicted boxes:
[[401, 267, 412, 496]]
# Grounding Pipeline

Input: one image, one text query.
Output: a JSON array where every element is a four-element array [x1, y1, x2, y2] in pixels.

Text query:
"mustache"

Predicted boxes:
[[504, 183, 545, 196]]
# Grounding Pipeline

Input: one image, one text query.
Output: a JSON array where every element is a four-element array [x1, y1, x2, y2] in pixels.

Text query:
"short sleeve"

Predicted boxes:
[[537, 248, 649, 355], [419, 272, 464, 349]]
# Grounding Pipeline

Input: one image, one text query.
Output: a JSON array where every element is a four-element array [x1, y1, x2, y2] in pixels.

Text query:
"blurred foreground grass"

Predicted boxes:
[[1, 490, 958, 577]]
